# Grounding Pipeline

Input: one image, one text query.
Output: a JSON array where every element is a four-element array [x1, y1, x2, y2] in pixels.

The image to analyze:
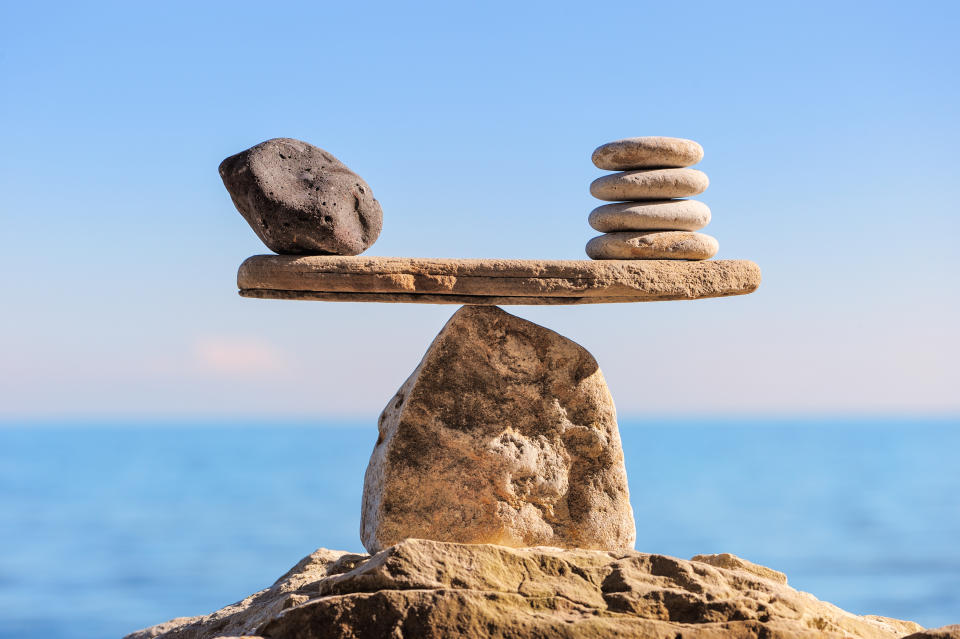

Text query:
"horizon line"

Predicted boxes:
[[2, 414, 958, 428]]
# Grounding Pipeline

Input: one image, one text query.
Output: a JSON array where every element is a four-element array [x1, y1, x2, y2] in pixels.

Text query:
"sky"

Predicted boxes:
[[1, 1, 958, 419]]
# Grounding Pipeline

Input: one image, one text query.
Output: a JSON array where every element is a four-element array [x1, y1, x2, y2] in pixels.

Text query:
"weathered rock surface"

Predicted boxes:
[[586, 231, 719, 260], [126, 539, 927, 639], [592, 136, 704, 170], [903, 627, 960, 638], [589, 199, 711, 232], [237, 255, 761, 303], [361, 306, 635, 553], [590, 168, 709, 201], [219, 138, 382, 255]]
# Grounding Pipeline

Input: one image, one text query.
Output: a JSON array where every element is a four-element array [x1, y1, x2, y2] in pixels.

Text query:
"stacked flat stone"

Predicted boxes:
[[586, 137, 718, 260]]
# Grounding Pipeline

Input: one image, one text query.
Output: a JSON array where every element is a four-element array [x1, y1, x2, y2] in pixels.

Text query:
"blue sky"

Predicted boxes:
[[1, 1, 958, 418]]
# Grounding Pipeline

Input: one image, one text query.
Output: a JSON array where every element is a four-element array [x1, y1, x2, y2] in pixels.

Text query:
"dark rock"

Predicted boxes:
[[903, 626, 960, 639], [219, 138, 382, 255]]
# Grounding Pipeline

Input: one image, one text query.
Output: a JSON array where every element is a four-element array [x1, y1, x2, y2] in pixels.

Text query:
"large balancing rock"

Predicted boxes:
[[361, 306, 636, 553], [219, 138, 382, 255]]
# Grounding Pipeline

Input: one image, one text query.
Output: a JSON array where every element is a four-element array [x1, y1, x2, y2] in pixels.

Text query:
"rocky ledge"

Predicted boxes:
[[126, 538, 941, 639]]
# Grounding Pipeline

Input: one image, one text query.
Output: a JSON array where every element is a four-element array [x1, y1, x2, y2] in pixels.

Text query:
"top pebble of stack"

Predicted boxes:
[[591, 136, 703, 170]]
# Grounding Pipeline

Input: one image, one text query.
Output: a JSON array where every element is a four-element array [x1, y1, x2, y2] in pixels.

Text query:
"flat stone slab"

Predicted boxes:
[[238, 255, 761, 304]]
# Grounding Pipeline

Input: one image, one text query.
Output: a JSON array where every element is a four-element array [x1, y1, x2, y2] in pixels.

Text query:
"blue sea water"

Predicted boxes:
[[0, 419, 958, 638]]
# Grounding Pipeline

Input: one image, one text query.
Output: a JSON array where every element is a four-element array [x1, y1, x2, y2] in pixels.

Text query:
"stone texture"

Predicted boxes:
[[124, 547, 364, 639], [690, 552, 788, 584], [589, 199, 711, 232], [237, 255, 760, 303], [903, 627, 960, 639], [361, 306, 635, 554], [126, 539, 927, 639], [586, 231, 719, 260], [590, 168, 709, 201], [219, 138, 382, 255], [592, 136, 704, 170]]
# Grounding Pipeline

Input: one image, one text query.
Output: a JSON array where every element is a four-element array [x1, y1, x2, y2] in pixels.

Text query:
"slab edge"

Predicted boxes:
[[237, 256, 760, 303]]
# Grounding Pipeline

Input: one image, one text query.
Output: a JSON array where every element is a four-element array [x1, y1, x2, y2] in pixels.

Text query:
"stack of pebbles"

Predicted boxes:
[[586, 137, 717, 260]]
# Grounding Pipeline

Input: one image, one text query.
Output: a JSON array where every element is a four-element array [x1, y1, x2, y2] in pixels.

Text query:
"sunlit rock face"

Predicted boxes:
[[125, 539, 926, 639], [361, 305, 636, 554]]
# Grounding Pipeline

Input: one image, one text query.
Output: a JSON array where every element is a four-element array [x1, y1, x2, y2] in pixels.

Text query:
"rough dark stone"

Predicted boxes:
[[219, 138, 382, 255]]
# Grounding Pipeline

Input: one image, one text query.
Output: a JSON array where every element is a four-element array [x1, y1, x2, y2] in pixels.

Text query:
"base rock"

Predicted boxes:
[[126, 538, 927, 639]]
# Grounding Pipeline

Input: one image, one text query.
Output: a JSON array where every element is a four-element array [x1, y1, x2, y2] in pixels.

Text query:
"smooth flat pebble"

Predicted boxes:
[[586, 231, 718, 260], [592, 136, 703, 170], [589, 200, 711, 232], [590, 168, 708, 201]]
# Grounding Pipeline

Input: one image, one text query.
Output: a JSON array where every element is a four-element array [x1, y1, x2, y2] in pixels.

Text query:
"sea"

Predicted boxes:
[[1, 419, 958, 638]]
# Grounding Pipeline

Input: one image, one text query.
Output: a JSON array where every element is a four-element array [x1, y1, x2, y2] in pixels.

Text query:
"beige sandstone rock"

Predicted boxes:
[[592, 136, 704, 170], [123, 547, 365, 639], [586, 231, 719, 260], [127, 539, 926, 639], [361, 305, 635, 554], [691, 552, 788, 584], [589, 199, 711, 232], [590, 168, 709, 201], [237, 255, 760, 303]]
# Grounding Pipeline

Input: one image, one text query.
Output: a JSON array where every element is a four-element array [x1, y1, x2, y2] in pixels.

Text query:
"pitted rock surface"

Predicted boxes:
[[219, 138, 382, 255], [125, 539, 926, 639], [361, 305, 635, 553]]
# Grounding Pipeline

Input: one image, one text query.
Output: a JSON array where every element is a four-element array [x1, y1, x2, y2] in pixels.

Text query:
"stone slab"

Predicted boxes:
[[237, 255, 761, 304]]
